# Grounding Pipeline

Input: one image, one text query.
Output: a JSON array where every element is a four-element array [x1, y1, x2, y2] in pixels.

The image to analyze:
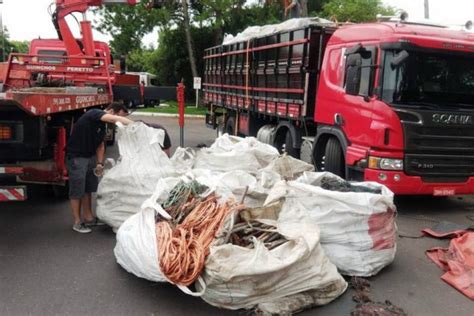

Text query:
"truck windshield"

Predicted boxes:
[[37, 50, 67, 64], [382, 49, 474, 109]]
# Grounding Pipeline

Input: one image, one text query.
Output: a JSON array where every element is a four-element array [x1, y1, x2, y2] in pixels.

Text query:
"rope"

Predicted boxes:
[[156, 193, 244, 286]]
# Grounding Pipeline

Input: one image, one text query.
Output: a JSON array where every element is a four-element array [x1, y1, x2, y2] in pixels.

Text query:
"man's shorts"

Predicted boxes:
[[66, 156, 98, 199]]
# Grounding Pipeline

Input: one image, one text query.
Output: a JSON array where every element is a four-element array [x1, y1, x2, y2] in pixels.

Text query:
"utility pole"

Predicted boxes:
[[424, 0, 429, 19]]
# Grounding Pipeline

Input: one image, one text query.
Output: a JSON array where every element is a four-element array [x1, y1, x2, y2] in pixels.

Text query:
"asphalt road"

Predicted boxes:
[[1, 115, 473, 316]]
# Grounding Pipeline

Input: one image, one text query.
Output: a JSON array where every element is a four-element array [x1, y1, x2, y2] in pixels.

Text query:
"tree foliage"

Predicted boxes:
[[308, 0, 331, 16], [93, 2, 163, 56], [126, 48, 156, 73], [0, 28, 30, 61], [10, 40, 30, 54], [194, 0, 282, 43], [321, 0, 395, 23], [152, 26, 216, 97]]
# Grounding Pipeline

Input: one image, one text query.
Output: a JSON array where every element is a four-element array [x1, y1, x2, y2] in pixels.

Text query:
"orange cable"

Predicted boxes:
[[156, 195, 244, 286]]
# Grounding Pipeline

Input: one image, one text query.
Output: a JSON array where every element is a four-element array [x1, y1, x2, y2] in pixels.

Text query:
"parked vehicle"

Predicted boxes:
[[204, 17, 474, 195], [0, 0, 171, 201]]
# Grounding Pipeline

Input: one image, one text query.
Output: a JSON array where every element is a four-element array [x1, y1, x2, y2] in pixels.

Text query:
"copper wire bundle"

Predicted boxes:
[[156, 194, 244, 286]]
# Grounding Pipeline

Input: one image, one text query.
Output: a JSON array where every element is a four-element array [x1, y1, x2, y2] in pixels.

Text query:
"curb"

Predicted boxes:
[[131, 112, 205, 118]]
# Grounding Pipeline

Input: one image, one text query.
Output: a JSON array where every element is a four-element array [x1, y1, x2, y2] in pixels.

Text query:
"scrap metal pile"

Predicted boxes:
[[227, 219, 288, 250], [106, 123, 398, 314]]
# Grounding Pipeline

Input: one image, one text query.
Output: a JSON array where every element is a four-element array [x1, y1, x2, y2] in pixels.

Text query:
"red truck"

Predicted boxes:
[[0, 0, 169, 201], [204, 17, 474, 196]]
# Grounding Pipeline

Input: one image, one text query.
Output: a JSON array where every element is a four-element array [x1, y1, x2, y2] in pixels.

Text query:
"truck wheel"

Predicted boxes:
[[274, 129, 299, 158], [225, 116, 235, 135], [324, 137, 345, 178], [284, 130, 300, 158]]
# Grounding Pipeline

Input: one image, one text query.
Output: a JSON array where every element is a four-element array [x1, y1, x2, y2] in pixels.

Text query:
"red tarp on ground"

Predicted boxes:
[[426, 232, 474, 300]]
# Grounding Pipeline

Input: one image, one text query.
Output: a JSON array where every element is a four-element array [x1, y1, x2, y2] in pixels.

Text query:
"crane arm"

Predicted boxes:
[[53, 0, 137, 56]]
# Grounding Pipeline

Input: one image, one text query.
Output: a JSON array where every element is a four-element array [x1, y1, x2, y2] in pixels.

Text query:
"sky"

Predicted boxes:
[[0, 0, 473, 45], [0, 0, 158, 45]]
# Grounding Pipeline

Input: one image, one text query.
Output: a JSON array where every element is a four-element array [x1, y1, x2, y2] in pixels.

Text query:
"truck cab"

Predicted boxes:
[[315, 22, 474, 195], [29, 38, 113, 66]]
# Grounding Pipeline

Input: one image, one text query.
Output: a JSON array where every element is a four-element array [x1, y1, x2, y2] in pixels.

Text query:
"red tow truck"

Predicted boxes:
[[204, 17, 474, 195], [0, 0, 166, 201]]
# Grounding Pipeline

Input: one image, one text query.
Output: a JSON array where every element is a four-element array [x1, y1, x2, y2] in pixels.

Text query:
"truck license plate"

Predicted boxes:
[[433, 188, 455, 196]]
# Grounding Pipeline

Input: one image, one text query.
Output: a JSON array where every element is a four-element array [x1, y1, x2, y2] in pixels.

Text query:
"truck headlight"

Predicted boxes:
[[368, 157, 403, 170]]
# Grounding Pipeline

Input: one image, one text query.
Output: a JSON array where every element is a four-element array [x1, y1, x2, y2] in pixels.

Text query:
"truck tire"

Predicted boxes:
[[284, 130, 300, 158], [324, 137, 345, 178], [225, 116, 235, 135]]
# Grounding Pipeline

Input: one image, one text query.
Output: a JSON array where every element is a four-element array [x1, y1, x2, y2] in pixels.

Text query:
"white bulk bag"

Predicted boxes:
[[195, 213, 347, 311], [266, 172, 397, 277], [114, 207, 166, 282], [262, 154, 314, 180], [194, 135, 279, 173], [97, 122, 176, 230]]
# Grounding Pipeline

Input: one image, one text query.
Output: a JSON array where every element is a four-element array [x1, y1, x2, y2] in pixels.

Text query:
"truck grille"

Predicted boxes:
[[405, 154, 474, 178], [401, 110, 474, 180]]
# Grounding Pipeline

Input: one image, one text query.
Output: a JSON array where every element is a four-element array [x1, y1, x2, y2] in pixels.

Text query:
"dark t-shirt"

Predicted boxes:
[[66, 109, 106, 157]]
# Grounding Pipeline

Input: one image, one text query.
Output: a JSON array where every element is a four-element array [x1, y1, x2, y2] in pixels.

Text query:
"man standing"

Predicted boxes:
[[66, 102, 133, 233], [284, 0, 302, 19]]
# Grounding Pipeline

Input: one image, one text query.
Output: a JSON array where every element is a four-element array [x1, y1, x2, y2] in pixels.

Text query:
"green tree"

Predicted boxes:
[[197, 0, 283, 44], [126, 48, 156, 73], [321, 0, 395, 23], [308, 0, 331, 16], [10, 40, 30, 54], [0, 27, 30, 61], [151, 26, 215, 96], [93, 2, 163, 56]]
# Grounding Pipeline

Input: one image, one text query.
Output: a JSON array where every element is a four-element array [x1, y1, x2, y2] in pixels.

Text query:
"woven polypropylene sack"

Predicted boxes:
[[114, 207, 166, 282], [266, 172, 397, 277], [195, 213, 347, 311], [97, 122, 176, 230]]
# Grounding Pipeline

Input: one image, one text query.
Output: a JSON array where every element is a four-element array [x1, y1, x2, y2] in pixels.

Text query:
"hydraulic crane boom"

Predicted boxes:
[[53, 0, 137, 58]]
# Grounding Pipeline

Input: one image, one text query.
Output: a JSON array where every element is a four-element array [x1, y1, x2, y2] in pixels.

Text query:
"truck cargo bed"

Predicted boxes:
[[0, 88, 112, 116], [204, 22, 335, 120]]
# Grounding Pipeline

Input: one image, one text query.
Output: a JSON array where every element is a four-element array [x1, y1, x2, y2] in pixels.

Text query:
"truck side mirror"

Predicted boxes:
[[390, 50, 409, 69], [345, 54, 362, 96]]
